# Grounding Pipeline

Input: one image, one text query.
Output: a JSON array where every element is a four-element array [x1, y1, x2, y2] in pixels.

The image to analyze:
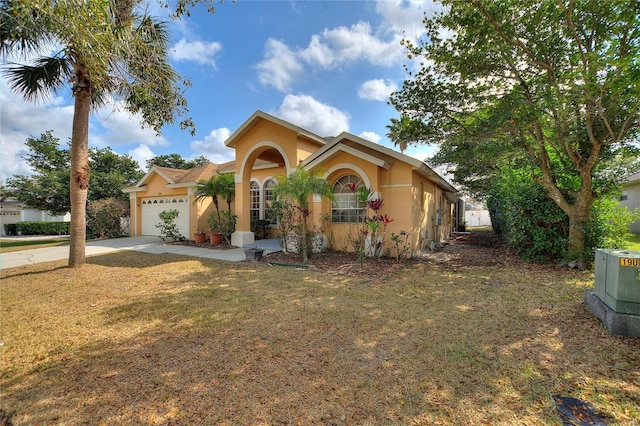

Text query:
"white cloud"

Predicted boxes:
[[358, 79, 398, 101], [375, 0, 440, 36], [128, 144, 156, 171], [255, 39, 304, 92], [171, 38, 222, 67], [274, 94, 350, 137], [0, 77, 170, 180], [92, 101, 169, 148], [190, 127, 235, 163], [255, 7, 423, 92], [359, 131, 382, 143], [0, 79, 74, 180], [300, 21, 402, 69]]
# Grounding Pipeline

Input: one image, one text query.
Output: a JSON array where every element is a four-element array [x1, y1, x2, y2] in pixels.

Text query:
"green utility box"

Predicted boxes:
[[594, 249, 640, 315]]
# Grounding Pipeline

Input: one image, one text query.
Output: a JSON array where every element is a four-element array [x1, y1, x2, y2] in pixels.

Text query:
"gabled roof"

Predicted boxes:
[[224, 110, 327, 148], [625, 171, 640, 185], [301, 132, 457, 194], [123, 163, 223, 193]]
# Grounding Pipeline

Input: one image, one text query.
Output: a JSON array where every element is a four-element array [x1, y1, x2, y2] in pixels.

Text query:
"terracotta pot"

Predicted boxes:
[[194, 233, 206, 243], [209, 232, 222, 245]]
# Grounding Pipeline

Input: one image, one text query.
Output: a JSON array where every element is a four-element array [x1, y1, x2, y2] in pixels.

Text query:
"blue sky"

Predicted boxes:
[[1, 0, 443, 180]]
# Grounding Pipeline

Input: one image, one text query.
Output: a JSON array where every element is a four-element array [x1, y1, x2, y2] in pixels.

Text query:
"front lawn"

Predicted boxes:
[[628, 233, 640, 251], [0, 237, 70, 253], [1, 247, 638, 425]]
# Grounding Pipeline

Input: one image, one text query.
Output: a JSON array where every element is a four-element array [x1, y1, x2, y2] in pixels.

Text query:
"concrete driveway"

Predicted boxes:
[[0, 236, 282, 269]]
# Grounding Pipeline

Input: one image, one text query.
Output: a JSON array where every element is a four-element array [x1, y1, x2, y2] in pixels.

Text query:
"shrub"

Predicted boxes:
[[487, 167, 568, 262], [4, 223, 18, 236], [15, 221, 70, 235], [156, 209, 184, 241], [488, 165, 640, 262], [587, 198, 640, 253], [87, 197, 129, 239], [207, 210, 237, 245]]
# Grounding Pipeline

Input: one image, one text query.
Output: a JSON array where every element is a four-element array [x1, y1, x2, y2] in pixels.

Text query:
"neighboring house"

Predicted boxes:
[[0, 193, 71, 236], [124, 110, 461, 254], [620, 171, 640, 234], [464, 199, 492, 228]]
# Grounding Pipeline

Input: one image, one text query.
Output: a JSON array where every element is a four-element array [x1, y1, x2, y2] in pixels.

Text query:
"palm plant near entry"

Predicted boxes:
[[273, 166, 333, 263], [193, 173, 235, 223], [0, 0, 192, 267], [194, 173, 236, 243]]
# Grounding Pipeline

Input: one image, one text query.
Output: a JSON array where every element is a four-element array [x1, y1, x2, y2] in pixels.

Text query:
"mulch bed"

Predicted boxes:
[[172, 240, 237, 250], [259, 232, 510, 278], [173, 232, 532, 278]]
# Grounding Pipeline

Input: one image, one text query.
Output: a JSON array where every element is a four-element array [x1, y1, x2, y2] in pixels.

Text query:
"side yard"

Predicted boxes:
[[1, 235, 638, 425]]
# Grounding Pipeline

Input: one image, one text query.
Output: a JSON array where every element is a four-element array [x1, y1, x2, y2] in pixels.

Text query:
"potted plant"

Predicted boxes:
[[194, 173, 236, 245], [207, 210, 237, 245], [209, 230, 222, 245], [193, 229, 206, 243]]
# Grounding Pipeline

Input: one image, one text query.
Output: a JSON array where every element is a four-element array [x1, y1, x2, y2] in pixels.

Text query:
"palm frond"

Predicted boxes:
[[0, 0, 56, 58], [5, 56, 71, 101]]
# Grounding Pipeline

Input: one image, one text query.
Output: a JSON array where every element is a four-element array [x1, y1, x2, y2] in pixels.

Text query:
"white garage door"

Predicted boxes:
[[141, 196, 190, 238]]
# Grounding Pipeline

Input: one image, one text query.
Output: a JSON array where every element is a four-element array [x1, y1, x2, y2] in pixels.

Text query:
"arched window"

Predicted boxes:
[[332, 174, 364, 223], [264, 179, 276, 222], [249, 181, 260, 223]]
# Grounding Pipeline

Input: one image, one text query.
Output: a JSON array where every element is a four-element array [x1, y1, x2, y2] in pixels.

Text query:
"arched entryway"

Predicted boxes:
[[231, 142, 291, 247]]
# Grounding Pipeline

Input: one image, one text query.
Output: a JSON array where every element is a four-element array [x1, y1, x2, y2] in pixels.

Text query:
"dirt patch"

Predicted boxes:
[[260, 250, 414, 279]]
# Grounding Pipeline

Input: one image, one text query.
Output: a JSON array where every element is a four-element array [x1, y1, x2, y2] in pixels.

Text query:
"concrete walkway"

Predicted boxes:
[[0, 236, 283, 269]]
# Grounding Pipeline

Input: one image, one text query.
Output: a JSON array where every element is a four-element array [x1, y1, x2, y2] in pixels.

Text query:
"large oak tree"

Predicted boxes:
[[390, 0, 639, 259]]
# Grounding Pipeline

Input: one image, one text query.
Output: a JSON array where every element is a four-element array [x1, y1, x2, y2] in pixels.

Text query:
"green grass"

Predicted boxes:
[[0, 238, 70, 253], [2, 249, 639, 425], [627, 233, 640, 250]]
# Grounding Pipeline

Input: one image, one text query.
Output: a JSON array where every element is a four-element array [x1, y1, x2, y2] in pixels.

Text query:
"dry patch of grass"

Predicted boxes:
[[1, 250, 639, 425]]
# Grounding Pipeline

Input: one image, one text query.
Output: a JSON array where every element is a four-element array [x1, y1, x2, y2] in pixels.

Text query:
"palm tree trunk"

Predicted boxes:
[[68, 77, 91, 268]]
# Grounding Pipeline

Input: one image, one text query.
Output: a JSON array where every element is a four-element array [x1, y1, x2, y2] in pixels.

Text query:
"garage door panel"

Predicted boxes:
[[141, 197, 189, 238]]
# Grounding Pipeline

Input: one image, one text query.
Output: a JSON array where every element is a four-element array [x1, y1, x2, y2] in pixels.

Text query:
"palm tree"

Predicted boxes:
[[194, 173, 235, 218], [386, 116, 426, 154], [1, 0, 192, 267], [273, 166, 333, 263], [220, 173, 235, 211]]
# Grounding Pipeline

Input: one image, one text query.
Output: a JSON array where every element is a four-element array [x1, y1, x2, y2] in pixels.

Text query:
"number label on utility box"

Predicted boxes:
[[619, 258, 639, 267]]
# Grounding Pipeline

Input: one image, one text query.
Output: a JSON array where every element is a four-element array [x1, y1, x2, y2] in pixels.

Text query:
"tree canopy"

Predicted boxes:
[[390, 0, 640, 259], [147, 154, 210, 170], [6, 131, 143, 215]]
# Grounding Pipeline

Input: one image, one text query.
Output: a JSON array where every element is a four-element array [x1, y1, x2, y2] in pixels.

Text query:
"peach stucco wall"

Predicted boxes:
[[312, 150, 451, 256], [232, 120, 323, 233]]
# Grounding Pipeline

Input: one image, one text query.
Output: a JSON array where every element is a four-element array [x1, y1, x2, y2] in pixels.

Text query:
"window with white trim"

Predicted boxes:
[[250, 181, 260, 223], [264, 179, 276, 221], [332, 174, 364, 223]]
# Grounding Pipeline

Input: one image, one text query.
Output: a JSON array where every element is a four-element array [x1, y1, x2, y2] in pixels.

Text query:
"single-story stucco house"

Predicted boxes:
[[124, 110, 461, 255], [621, 171, 640, 234], [0, 192, 70, 236]]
